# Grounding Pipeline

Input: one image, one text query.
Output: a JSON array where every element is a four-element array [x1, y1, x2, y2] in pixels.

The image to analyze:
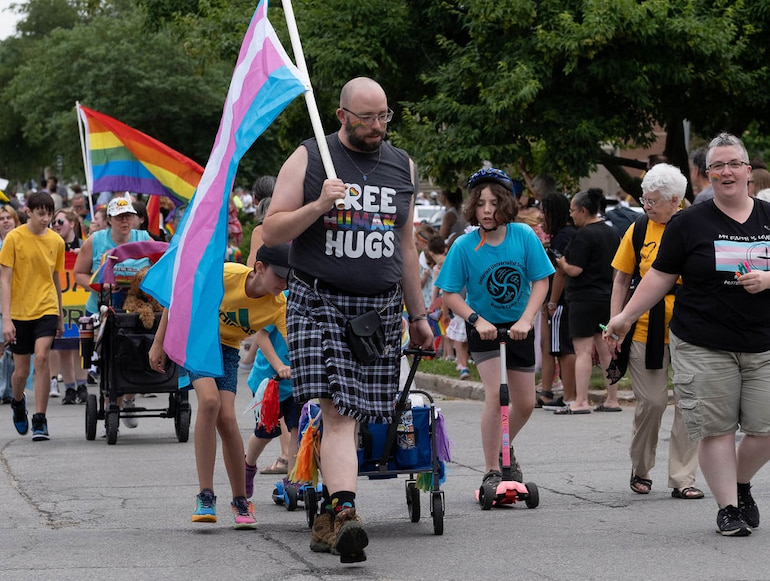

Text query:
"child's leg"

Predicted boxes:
[[32, 336, 54, 414], [476, 357, 504, 473], [287, 427, 299, 474], [192, 377, 222, 492], [246, 433, 273, 467], [11, 353, 30, 401], [443, 336, 455, 360], [215, 389, 247, 498], [454, 340, 469, 371], [278, 418, 291, 462], [282, 401, 302, 474], [508, 369, 536, 438]]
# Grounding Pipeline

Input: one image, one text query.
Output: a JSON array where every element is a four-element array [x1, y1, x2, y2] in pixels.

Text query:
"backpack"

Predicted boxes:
[[630, 213, 649, 282], [606, 205, 643, 237]]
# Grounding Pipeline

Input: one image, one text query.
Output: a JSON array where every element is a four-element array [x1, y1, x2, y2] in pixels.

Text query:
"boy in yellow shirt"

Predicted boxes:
[[0, 191, 65, 440], [150, 243, 290, 529]]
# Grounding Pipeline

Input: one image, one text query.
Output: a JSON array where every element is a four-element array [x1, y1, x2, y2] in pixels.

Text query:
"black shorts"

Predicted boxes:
[[466, 322, 536, 372], [568, 300, 610, 339], [548, 305, 574, 355], [253, 397, 302, 438], [11, 315, 59, 355]]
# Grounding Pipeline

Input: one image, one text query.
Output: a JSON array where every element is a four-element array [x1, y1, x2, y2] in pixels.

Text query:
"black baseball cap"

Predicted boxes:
[[255, 243, 290, 279]]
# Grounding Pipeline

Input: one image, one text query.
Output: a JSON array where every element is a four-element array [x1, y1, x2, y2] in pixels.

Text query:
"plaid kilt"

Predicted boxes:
[[287, 276, 403, 424]]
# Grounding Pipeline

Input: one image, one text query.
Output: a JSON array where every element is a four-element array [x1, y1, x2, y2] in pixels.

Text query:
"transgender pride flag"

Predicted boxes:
[[142, 0, 307, 375]]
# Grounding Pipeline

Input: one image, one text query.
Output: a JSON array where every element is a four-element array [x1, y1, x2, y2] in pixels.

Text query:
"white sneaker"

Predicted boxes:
[[122, 398, 139, 429], [49, 378, 60, 398]]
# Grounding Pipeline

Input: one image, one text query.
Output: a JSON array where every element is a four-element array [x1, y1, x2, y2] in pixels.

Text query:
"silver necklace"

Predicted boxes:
[[337, 137, 382, 181]]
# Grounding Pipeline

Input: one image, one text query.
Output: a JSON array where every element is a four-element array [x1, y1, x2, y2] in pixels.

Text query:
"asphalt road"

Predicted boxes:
[[1, 370, 767, 581]]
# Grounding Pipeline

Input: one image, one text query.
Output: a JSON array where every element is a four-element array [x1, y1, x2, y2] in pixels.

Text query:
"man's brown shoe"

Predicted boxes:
[[310, 513, 337, 554], [334, 507, 368, 563]]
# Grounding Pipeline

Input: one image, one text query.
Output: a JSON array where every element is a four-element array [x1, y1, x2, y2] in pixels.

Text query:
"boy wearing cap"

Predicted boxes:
[[1, 191, 65, 440], [149, 243, 291, 529]]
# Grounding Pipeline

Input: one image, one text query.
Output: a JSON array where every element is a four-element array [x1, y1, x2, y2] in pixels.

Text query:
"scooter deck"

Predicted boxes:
[[475, 480, 529, 505]]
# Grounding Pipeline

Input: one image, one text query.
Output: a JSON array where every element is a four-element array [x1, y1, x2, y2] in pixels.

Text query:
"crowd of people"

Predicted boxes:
[[4, 76, 770, 564], [415, 136, 770, 539]]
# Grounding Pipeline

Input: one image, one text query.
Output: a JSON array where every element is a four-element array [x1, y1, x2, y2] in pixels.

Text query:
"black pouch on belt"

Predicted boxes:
[[345, 309, 386, 363]]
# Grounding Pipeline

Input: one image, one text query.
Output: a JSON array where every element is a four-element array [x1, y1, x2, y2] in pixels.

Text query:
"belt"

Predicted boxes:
[[292, 269, 345, 293], [292, 269, 398, 298]]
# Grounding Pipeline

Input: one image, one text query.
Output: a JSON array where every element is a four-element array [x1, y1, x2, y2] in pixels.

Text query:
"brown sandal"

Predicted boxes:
[[260, 457, 288, 474]]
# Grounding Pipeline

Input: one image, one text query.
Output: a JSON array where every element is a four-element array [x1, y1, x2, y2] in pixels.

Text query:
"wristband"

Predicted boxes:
[[408, 314, 427, 323], [546, 302, 558, 309]]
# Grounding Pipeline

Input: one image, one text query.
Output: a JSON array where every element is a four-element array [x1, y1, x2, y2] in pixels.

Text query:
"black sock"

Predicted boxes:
[[738, 482, 752, 494], [329, 490, 356, 514]]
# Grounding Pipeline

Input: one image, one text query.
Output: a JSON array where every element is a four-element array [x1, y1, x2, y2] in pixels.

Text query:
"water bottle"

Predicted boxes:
[[78, 316, 94, 369]]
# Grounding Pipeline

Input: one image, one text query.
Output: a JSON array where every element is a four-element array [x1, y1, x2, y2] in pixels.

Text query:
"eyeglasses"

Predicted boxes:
[[707, 160, 749, 172], [341, 107, 394, 126], [638, 197, 661, 207], [53, 219, 66, 225]]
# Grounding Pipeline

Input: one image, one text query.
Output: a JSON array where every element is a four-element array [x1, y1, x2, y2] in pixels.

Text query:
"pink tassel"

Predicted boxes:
[[434, 412, 452, 462]]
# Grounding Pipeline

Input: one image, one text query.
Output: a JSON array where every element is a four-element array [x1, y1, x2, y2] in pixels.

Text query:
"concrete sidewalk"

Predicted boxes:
[[416, 371, 644, 404]]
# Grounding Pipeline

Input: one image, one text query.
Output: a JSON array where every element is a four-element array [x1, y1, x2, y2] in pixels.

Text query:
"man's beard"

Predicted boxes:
[[344, 121, 384, 152]]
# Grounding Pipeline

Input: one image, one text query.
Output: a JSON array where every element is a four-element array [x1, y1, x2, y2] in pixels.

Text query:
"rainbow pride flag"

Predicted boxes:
[[77, 104, 203, 205], [141, 0, 307, 376]]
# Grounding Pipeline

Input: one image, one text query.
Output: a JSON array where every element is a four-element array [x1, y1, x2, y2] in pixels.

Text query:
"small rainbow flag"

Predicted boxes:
[[77, 104, 203, 205]]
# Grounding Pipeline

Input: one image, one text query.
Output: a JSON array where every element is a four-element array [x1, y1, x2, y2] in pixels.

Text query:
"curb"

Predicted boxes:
[[414, 372, 675, 405]]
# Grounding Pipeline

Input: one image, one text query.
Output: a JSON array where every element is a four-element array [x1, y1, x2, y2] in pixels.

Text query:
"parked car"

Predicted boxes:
[[414, 205, 445, 229]]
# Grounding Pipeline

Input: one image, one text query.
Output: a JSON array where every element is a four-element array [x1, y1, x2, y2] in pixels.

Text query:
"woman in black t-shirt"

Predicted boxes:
[[554, 189, 620, 414]]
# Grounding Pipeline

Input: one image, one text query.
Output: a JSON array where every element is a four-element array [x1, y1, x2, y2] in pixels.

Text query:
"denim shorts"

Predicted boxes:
[[670, 332, 770, 439], [182, 345, 240, 394]]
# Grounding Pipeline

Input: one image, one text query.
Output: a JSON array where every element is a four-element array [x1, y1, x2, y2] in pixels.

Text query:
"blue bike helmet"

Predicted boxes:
[[467, 168, 514, 193]]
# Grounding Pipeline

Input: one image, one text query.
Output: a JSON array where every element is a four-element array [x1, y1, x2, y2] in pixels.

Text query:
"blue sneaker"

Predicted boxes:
[[11, 396, 28, 435], [31, 413, 49, 441], [192, 489, 217, 523]]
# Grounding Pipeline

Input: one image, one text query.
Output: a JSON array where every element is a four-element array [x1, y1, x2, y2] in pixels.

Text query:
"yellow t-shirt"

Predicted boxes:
[[218, 262, 287, 349], [0, 225, 65, 320], [611, 219, 679, 343]]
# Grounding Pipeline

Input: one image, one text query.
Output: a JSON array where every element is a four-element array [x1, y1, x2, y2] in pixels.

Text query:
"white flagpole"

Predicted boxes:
[[75, 102, 96, 220], [280, 0, 345, 209]]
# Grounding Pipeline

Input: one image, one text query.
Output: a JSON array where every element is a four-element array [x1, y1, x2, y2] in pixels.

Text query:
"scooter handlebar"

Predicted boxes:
[[402, 348, 437, 358]]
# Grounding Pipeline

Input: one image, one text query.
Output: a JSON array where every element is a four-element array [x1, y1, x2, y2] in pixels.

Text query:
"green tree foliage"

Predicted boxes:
[[14, 0, 80, 37], [400, 0, 770, 196], [2, 0, 770, 202], [1, 1, 230, 185]]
